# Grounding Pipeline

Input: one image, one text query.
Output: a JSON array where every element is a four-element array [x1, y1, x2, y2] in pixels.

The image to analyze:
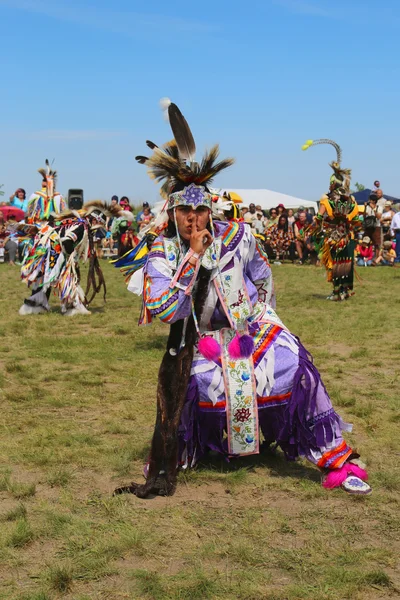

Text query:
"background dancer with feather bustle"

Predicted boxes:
[[26, 160, 66, 225], [302, 139, 362, 301], [114, 100, 371, 498], [19, 201, 133, 315]]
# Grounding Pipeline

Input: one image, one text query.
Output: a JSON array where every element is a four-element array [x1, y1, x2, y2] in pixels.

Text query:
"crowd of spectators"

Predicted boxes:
[[241, 202, 317, 264], [1, 183, 399, 266], [354, 189, 399, 266], [239, 186, 400, 267]]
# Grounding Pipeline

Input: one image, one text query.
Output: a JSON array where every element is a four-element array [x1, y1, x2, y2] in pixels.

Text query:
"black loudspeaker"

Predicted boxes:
[[68, 189, 84, 210]]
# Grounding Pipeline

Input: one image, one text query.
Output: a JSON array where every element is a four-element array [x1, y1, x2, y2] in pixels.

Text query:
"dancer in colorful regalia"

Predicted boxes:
[[26, 160, 66, 224], [115, 100, 371, 498], [302, 139, 362, 301], [19, 201, 133, 315]]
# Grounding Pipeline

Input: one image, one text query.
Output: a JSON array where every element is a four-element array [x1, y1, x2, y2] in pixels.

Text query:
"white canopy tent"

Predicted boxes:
[[218, 188, 318, 213]]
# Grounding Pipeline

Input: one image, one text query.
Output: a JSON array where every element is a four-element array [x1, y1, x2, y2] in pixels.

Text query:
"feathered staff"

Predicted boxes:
[[302, 138, 351, 194]]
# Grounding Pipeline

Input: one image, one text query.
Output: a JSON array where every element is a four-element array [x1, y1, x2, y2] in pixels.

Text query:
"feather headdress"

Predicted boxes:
[[302, 138, 351, 195], [135, 99, 234, 207], [38, 158, 57, 183], [37, 158, 58, 202]]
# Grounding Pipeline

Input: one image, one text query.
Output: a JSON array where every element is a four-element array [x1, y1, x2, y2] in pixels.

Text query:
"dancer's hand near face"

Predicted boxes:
[[190, 217, 213, 255]]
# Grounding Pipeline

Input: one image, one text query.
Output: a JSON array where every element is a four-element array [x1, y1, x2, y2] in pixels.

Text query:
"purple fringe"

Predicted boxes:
[[178, 340, 348, 466], [276, 339, 345, 461]]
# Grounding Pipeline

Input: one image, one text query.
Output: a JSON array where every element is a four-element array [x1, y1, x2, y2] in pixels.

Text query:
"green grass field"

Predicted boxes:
[[0, 261, 399, 600]]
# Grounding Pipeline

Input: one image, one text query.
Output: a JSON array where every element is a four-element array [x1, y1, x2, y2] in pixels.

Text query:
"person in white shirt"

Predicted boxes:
[[381, 201, 395, 236], [390, 211, 400, 262], [243, 203, 259, 225], [375, 189, 387, 212]]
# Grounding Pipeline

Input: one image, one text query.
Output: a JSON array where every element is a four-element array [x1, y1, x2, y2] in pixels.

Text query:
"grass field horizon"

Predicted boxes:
[[0, 261, 399, 600]]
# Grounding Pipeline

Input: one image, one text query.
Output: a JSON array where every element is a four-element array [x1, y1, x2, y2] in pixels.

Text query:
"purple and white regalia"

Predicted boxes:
[[114, 99, 370, 498]]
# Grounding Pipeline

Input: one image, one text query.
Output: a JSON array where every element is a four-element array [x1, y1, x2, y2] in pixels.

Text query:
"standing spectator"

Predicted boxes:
[[372, 180, 380, 192], [375, 189, 387, 212], [266, 214, 294, 263], [380, 201, 395, 237], [9, 188, 28, 212], [356, 236, 374, 266], [364, 194, 382, 258], [390, 210, 400, 263]]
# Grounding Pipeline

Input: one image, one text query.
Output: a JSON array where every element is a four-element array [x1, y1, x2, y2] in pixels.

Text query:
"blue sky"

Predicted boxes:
[[1, 0, 399, 204]]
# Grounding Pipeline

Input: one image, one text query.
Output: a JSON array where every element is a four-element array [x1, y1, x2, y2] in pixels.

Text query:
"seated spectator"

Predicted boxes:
[[356, 236, 374, 266], [120, 196, 132, 212], [119, 227, 139, 255], [93, 225, 107, 258], [0, 219, 18, 265], [251, 212, 265, 235], [364, 194, 382, 258], [294, 211, 311, 264], [265, 207, 278, 228], [243, 203, 259, 226], [375, 240, 396, 266], [240, 205, 248, 220], [295, 205, 313, 224], [102, 230, 115, 253], [9, 188, 28, 212], [137, 203, 154, 231], [276, 203, 286, 217], [114, 197, 133, 255], [0, 223, 6, 263], [287, 208, 295, 228], [265, 214, 294, 263]]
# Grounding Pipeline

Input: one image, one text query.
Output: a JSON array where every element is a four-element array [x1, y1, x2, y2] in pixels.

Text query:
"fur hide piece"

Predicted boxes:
[[114, 267, 211, 498]]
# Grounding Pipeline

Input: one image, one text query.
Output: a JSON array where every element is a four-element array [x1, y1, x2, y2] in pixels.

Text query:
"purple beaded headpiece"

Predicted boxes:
[[168, 183, 213, 211]]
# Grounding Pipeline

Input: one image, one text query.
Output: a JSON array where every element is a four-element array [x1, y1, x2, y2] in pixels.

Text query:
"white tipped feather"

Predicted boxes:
[[159, 97, 171, 121], [120, 210, 134, 221]]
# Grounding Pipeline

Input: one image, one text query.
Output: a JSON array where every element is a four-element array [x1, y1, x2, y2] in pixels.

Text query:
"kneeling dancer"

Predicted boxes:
[[116, 101, 370, 497]]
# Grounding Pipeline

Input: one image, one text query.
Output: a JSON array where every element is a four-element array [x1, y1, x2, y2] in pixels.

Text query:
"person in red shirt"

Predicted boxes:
[[356, 236, 374, 266]]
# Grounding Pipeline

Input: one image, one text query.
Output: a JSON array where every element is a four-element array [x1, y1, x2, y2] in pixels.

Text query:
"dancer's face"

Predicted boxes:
[[172, 206, 210, 241]]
